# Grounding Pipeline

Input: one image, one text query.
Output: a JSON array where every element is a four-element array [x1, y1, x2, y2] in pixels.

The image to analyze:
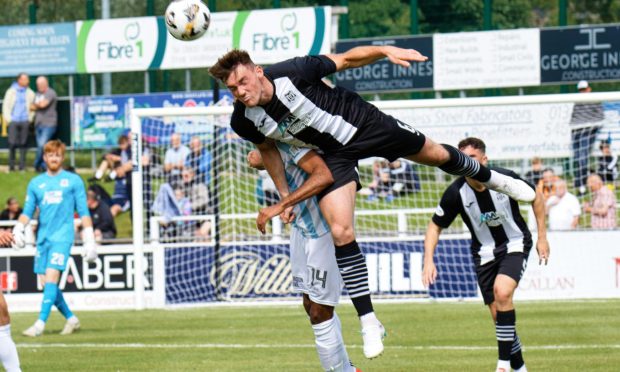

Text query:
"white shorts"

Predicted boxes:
[[290, 228, 343, 307]]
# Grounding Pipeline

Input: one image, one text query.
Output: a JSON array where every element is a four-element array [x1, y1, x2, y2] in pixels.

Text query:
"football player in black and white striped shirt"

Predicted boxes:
[[210, 47, 536, 359], [423, 137, 550, 372]]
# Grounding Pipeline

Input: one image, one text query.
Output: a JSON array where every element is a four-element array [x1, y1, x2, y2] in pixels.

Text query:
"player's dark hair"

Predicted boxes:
[[209, 49, 255, 82], [16, 72, 27, 81], [118, 134, 129, 145], [457, 137, 486, 154], [6, 197, 17, 205]]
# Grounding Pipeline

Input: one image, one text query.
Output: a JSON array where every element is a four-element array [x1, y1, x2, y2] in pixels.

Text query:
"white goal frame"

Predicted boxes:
[[129, 91, 620, 309]]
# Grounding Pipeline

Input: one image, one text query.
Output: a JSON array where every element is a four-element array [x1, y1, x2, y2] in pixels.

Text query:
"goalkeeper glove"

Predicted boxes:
[[82, 227, 98, 263], [12, 222, 26, 250]]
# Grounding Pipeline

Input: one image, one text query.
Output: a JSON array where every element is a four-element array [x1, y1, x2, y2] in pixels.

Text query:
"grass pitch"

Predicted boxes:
[[10, 299, 620, 371]]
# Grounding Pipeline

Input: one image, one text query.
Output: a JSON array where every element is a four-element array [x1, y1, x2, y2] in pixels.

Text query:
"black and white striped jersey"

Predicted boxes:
[[230, 55, 384, 153], [432, 167, 534, 266]]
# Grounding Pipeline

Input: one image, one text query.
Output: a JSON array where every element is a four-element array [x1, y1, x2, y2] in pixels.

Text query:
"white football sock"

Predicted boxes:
[[359, 311, 380, 328], [312, 314, 350, 372], [0, 325, 21, 372], [514, 365, 528, 372], [496, 359, 510, 372], [333, 313, 356, 372]]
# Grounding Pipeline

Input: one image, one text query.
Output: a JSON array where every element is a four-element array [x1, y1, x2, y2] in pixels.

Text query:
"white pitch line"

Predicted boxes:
[[16, 343, 620, 351]]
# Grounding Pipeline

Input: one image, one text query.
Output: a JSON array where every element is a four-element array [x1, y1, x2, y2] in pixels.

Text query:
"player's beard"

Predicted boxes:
[[46, 159, 62, 173]]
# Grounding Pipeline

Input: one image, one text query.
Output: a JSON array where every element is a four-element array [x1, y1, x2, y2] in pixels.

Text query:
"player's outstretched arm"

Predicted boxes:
[[531, 190, 550, 265], [255, 150, 334, 234], [327, 45, 428, 71], [422, 221, 442, 287]]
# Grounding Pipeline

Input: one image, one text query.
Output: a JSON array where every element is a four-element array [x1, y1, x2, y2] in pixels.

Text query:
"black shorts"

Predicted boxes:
[[317, 113, 426, 199], [476, 251, 529, 305]]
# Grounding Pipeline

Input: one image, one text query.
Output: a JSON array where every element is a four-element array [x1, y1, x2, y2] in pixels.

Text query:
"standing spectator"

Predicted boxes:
[[185, 136, 213, 185], [524, 157, 544, 186], [571, 80, 605, 195], [536, 168, 558, 202], [31, 76, 58, 172], [164, 133, 190, 184], [583, 174, 617, 229], [597, 141, 618, 186], [546, 180, 581, 230], [0, 197, 22, 230], [3, 73, 35, 171], [86, 190, 117, 242]]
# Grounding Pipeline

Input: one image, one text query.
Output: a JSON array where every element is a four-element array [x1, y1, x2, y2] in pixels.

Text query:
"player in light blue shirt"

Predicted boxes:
[[12, 140, 97, 337], [248, 144, 358, 371]]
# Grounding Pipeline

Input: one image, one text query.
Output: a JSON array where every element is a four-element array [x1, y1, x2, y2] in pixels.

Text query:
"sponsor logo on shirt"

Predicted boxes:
[[479, 211, 506, 227], [42, 190, 63, 205], [284, 112, 312, 135]]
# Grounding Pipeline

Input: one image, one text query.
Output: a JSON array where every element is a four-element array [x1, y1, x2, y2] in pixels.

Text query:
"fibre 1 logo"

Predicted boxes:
[[97, 22, 143, 60], [252, 12, 300, 51]]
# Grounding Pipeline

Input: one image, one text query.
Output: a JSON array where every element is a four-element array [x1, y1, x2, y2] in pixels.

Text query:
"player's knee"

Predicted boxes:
[[330, 223, 355, 245], [308, 304, 333, 325], [493, 285, 513, 305]]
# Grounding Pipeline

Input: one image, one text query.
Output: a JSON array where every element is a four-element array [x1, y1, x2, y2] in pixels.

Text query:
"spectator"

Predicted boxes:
[[164, 133, 190, 184], [31, 76, 58, 172], [367, 160, 393, 202], [597, 141, 618, 186], [94, 135, 130, 181], [389, 159, 420, 194], [257, 170, 279, 206], [525, 157, 544, 186], [3, 73, 35, 171], [571, 80, 605, 195], [97, 135, 133, 217], [546, 179, 581, 230], [536, 168, 558, 202], [0, 197, 22, 230], [185, 136, 213, 185], [86, 190, 117, 242], [583, 173, 617, 229]]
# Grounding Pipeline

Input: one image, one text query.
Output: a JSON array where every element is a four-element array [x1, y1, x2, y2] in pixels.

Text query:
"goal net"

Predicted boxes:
[[130, 92, 620, 307]]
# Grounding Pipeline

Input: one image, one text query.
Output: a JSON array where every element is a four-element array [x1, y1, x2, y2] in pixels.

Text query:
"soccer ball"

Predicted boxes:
[[164, 0, 210, 41]]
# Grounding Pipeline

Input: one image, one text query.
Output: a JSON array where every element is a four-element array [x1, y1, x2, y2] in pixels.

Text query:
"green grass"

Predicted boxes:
[[10, 300, 620, 371]]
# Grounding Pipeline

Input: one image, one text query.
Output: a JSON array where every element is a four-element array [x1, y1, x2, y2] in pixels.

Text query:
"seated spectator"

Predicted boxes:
[[180, 168, 212, 240], [93, 134, 130, 181], [185, 136, 212, 185], [257, 170, 280, 206], [109, 157, 133, 217], [366, 160, 393, 202], [546, 180, 581, 230], [597, 141, 618, 186], [86, 190, 117, 242], [583, 174, 617, 229], [0, 197, 22, 230], [536, 168, 559, 202], [525, 157, 544, 186], [389, 159, 420, 194], [164, 133, 191, 184]]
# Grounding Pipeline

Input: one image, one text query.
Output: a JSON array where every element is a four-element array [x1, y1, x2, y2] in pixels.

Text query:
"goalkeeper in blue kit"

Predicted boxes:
[[12, 140, 97, 337]]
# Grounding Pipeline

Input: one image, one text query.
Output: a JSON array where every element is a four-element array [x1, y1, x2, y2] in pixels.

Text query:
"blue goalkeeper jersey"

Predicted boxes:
[[23, 170, 90, 244], [276, 143, 330, 239]]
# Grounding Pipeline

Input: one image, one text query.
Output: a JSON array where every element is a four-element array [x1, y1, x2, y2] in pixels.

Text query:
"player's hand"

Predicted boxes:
[[256, 204, 284, 234], [536, 236, 550, 265], [280, 206, 295, 224], [12, 222, 26, 250], [0, 230, 14, 247], [384, 46, 428, 67], [81, 227, 98, 263], [422, 261, 437, 287]]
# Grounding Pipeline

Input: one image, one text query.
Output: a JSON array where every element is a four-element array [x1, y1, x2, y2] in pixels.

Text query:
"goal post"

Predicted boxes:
[[130, 91, 620, 308]]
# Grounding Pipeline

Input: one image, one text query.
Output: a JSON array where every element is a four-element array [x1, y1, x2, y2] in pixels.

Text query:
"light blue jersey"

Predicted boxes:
[[23, 170, 90, 244], [276, 143, 330, 239]]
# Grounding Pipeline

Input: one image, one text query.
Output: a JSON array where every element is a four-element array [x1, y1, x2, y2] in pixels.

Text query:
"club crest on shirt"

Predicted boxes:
[[60, 179, 69, 187], [284, 90, 297, 103]]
